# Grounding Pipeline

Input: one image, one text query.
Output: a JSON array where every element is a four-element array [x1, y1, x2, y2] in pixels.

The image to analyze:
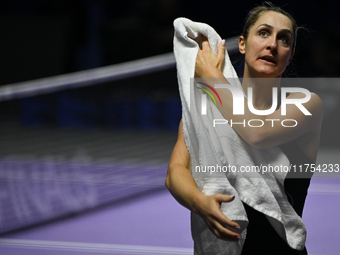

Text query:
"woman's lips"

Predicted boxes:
[[259, 57, 276, 65]]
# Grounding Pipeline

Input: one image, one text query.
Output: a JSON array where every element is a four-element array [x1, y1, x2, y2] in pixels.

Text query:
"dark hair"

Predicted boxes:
[[242, 2, 299, 53]]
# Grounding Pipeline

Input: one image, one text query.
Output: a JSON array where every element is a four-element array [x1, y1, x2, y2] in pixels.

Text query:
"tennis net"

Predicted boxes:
[[0, 37, 241, 234]]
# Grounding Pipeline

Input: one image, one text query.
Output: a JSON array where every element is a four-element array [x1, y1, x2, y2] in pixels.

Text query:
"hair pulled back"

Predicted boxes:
[[242, 2, 299, 53]]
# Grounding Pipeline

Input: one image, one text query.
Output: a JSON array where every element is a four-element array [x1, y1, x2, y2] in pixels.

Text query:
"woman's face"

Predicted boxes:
[[239, 11, 295, 78]]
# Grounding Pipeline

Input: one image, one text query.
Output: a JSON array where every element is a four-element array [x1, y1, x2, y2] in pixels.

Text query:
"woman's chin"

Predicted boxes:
[[244, 64, 284, 78], [251, 67, 282, 78]]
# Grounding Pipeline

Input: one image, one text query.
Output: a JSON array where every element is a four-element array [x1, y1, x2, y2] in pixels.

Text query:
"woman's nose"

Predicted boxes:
[[266, 37, 277, 51]]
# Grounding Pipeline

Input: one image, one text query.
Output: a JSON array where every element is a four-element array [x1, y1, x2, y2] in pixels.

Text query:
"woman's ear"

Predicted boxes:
[[239, 36, 246, 55]]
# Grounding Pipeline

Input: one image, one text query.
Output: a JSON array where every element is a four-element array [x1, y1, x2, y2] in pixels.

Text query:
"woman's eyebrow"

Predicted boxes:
[[256, 23, 293, 36]]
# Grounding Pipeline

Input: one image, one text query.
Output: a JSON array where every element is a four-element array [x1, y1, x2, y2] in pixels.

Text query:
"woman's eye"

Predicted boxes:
[[280, 36, 289, 44], [259, 30, 268, 36]]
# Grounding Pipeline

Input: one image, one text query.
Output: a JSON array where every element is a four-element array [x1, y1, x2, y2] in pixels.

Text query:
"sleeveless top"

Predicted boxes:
[[277, 92, 315, 216], [241, 93, 315, 254], [279, 140, 315, 216], [241, 141, 314, 255]]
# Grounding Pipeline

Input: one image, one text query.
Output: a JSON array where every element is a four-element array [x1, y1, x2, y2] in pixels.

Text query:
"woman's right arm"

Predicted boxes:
[[165, 120, 241, 240]]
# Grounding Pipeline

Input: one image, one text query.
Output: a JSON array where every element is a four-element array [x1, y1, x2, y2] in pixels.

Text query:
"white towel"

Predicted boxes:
[[173, 17, 306, 254]]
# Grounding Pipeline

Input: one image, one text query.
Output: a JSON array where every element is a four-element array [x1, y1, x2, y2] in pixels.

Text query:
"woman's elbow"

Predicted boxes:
[[165, 165, 174, 190], [165, 171, 170, 190]]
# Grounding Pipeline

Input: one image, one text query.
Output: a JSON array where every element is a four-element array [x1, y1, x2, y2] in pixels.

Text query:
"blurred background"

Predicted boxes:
[[0, 0, 340, 135], [0, 1, 339, 254]]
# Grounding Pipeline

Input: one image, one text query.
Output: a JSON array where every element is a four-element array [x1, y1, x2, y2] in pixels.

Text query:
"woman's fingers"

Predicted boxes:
[[211, 195, 241, 230], [217, 39, 226, 71], [206, 194, 242, 240], [213, 219, 241, 240], [206, 214, 241, 241], [197, 194, 242, 241], [218, 39, 226, 54], [214, 193, 235, 203], [200, 35, 211, 51], [198, 35, 225, 73]]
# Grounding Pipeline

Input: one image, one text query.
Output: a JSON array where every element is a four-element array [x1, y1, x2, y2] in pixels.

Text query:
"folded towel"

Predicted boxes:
[[173, 17, 306, 254]]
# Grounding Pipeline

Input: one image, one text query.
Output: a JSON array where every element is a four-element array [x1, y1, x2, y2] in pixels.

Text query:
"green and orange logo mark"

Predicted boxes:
[[196, 82, 222, 106]]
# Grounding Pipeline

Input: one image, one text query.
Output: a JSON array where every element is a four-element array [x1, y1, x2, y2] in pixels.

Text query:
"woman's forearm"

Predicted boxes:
[[198, 71, 267, 146], [166, 162, 242, 238], [196, 40, 322, 148], [166, 163, 204, 214], [201, 72, 321, 148]]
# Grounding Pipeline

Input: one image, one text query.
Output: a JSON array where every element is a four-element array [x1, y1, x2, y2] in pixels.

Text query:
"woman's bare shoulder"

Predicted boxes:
[[287, 92, 323, 114], [288, 91, 322, 102]]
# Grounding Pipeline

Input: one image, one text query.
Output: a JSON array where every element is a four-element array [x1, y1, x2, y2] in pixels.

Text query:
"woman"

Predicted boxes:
[[166, 3, 322, 255]]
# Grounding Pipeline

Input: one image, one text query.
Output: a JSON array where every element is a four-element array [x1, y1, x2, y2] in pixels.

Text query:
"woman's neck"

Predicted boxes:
[[242, 70, 281, 110]]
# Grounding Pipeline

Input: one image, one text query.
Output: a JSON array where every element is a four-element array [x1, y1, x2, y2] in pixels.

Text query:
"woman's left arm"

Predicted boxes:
[[231, 92, 323, 148], [195, 37, 323, 148]]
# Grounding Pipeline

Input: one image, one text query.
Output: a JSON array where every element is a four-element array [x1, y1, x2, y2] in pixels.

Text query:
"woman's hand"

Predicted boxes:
[[195, 35, 226, 78], [166, 121, 241, 241], [194, 193, 242, 241]]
